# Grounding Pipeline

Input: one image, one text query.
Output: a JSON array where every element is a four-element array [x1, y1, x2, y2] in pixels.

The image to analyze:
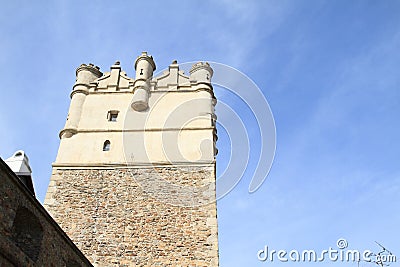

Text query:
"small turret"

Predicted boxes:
[[134, 52, 156, 79], [60, 63, 102, 138], [131, 52, 156, 111], [189, 62, 213, 84]]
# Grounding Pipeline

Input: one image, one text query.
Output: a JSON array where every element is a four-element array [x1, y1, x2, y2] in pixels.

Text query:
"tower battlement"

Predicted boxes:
[[56, 53, 217, 167]]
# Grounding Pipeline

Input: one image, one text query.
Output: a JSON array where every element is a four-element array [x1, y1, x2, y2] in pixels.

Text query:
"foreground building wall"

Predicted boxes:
[[44, 53, 219, 266], [0, 158, 92, 267]]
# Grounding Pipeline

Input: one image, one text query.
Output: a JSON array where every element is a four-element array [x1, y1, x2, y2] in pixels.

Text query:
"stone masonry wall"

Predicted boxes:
[[44, 166, 219, 266], [0, 159, 92, 267]]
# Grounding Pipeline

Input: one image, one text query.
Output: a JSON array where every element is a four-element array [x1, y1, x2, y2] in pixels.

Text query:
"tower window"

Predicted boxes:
[[107, 110, 119, 122], [103, 140, 111, 151]]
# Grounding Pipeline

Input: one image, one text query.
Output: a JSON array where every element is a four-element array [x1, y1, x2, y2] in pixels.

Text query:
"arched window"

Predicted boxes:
[[103, 140, 111, 151], [11, 206, 43, 262]]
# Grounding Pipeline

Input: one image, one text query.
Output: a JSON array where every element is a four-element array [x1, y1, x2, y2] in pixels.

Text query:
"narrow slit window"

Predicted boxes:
[[107, 110, 119, 122], [103, 140, 111, 151]]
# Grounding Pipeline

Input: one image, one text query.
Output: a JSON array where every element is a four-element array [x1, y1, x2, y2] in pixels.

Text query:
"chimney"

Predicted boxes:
[[5, 150, 35, 196]]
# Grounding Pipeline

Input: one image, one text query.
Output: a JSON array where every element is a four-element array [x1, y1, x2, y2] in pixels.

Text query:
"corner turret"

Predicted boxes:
[[190, 62, 213, 85], [60, 63, 102, 138], [75, 63, 102, 86]]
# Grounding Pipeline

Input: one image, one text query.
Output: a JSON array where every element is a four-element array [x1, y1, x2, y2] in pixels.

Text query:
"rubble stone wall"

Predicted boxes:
[[44, 166, 219, 266]]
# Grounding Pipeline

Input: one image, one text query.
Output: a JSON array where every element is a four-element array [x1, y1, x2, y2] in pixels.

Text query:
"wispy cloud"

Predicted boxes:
[[204, 0, 294, 67]]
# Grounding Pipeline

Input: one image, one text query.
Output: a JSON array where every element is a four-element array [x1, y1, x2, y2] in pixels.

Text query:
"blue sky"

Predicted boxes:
[[1, 1, 400, 266]]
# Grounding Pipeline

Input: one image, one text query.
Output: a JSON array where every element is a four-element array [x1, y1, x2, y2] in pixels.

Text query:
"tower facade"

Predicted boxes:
[[44, 52, 219, 266]]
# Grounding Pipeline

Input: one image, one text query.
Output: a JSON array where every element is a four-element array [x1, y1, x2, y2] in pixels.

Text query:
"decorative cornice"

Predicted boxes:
[[70, 87, 89, 98], [59, 128, 77, 139], [65, 126, 216, 134], [52, 161, 216, 169]]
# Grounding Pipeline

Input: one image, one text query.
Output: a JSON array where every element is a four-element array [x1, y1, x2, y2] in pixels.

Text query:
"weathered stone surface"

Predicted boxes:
[[0, 158, 92, 266], [44, 167, 219, 266]]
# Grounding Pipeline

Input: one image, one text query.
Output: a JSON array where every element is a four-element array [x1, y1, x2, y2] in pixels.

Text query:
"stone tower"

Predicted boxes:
[[44, 52, 219, 266]]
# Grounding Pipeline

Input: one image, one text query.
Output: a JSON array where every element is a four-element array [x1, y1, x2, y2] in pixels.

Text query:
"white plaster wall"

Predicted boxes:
[[56, 129, 214, 165], [56, 90, 215, 165]]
